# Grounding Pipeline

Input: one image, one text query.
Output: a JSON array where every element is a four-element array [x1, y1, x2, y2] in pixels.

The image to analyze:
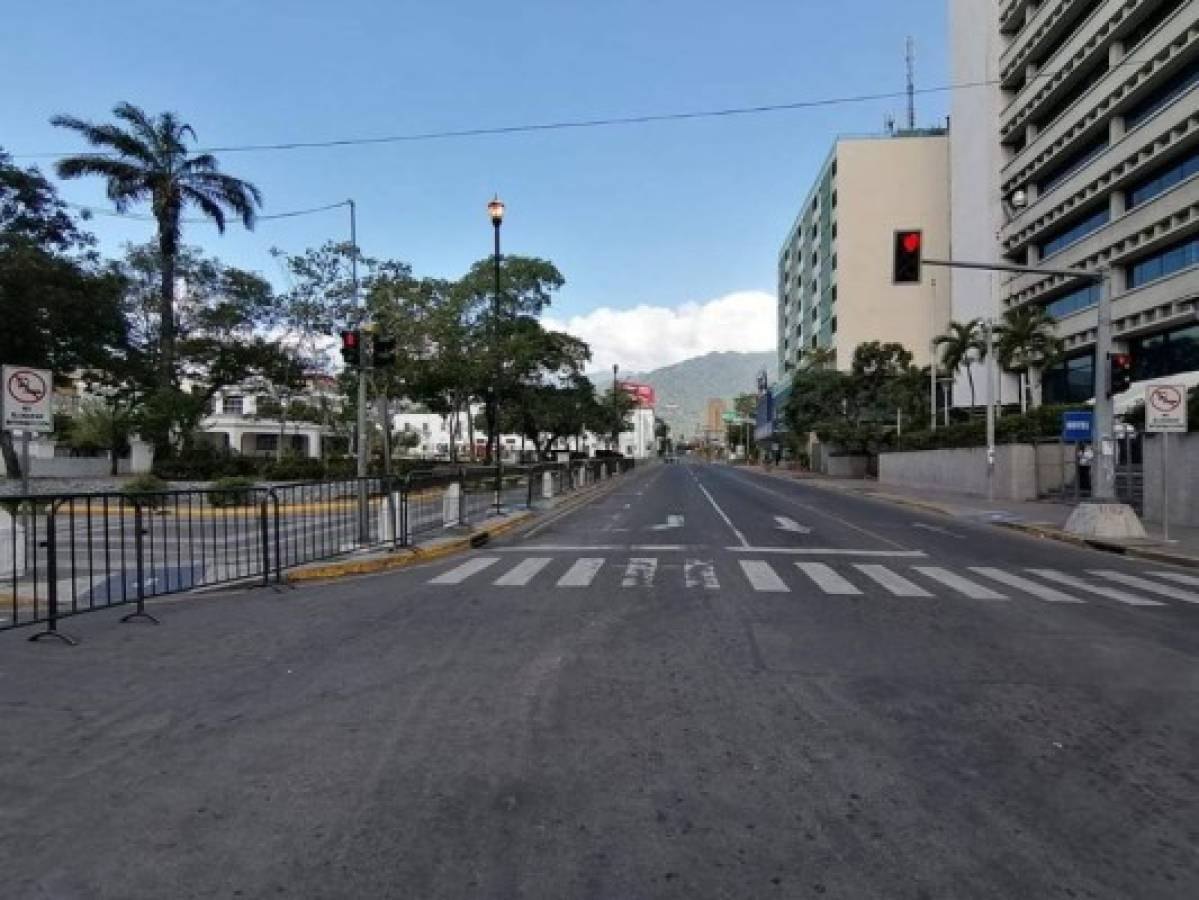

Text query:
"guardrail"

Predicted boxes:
[[1, 457, 635, 643]]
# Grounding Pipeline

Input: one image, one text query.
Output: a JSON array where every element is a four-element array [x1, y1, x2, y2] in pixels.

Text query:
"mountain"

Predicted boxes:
[[591, 351, 777, 439]]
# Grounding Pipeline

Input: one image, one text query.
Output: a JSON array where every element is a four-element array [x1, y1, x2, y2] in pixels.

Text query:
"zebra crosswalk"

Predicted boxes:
[[425, 555, 1199, 610]]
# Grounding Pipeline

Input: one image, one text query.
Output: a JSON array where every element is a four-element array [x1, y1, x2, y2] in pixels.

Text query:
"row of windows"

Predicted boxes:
[[1121, 0, 1186, 56], [1038, 133, 1109, 195], [1128, 144, 1199, 208], [1127, 231, 1199, 288], [1043, 283, 1101, 319], [1039, 205, 1110, 257], [1033, 57, 1109, 132], [1124, 55, 1199, 131], [1042, 321, 1199, 404]]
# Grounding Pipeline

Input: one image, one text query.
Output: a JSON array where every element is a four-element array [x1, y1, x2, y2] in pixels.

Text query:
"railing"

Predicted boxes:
[[1, 458, 636, 643]]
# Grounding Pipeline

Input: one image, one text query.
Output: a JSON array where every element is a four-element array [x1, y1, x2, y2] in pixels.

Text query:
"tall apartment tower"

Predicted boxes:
[[952, 0, 1199, 403], [777, 132, 952, 376]]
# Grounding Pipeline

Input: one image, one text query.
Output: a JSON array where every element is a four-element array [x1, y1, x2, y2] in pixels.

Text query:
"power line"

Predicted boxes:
[[11, 56, 1160, 161], [66, 198, 349, 224]]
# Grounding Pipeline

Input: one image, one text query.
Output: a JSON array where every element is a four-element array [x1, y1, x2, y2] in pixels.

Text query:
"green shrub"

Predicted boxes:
[[122, 474, 170, 509], [207, 476, 259, 508]]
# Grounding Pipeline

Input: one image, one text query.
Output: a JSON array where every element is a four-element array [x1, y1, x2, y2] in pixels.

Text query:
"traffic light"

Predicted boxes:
[[373, 335, 397, 367], [893, 229, 923, 284], [340, 330, 361, 368], [1108, 352, 1133, 397]]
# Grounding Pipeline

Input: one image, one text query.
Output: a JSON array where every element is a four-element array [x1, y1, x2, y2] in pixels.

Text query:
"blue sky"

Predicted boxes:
[[3, 0, 948, 371]]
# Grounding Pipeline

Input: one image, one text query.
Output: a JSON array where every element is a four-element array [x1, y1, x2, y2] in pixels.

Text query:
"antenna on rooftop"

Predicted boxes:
[[906, 36, 917, 131]]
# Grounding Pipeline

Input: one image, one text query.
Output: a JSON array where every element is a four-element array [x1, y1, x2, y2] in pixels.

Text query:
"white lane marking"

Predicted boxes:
[[684, 559, 720, 590], [1026, 570, 1163, 607], [650, 515, 685, 531], [912, 567, 1007, 600], [430, 556, 501, 585], [557, 558, 605, 587], [740, 560, 789, 593], [774, 516, 812, 534], [728, 547, 926, 557], [492, 545, 689, 552], [622, 558, 657, 588], [1090, 571, 1199, 605], [970, 567, 1085, 604], [911, 523, 964, 539], [494, 557, 553, 587], [1149, 571, 1199, 588], [692, 475, 750, 547], [853, 564, 933, 597], [795, 562, 862, 596]]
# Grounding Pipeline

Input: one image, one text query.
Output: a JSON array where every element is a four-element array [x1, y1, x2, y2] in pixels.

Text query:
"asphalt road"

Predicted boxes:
[[1, 459, 1197, 898]]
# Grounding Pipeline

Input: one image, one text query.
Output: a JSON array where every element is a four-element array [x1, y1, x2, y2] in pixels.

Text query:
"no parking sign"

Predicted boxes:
[[2, 365, 54, 433], [1146, 383, 1188, 433]]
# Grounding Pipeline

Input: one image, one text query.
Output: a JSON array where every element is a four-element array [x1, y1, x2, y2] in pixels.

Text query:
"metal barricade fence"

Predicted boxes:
[[2, 458, 635, 641]]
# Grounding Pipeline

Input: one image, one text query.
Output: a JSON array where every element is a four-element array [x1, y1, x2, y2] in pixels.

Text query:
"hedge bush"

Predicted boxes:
[[208, 476, 259, 508]]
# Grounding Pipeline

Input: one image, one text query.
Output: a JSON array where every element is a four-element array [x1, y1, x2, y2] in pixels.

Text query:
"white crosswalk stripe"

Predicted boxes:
[[912, 567, 1007, 600], [622, 558, 657, 588], [970, 567, 1084, 603], [684, 559, 719, 590], [494, 557, 552, 586], [795, 562, 861, 595], [430, 556, 501, 585], [1026, 569, 1163, 607], [854, 564, 933, 597], [739, 560, 789, 593], [557, 558, 604, 587], [1149, 571, 1199, 588], [1090, 571, 1199, 605]]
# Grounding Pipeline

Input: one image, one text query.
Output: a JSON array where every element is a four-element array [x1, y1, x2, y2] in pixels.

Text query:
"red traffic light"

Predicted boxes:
[[340, 330, 359, 348], [902, 232, 922, 254], [893, 229, 924, 284]]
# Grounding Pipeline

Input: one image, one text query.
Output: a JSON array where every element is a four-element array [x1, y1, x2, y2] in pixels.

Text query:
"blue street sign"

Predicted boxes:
[[1061, 411, 1093, 443]]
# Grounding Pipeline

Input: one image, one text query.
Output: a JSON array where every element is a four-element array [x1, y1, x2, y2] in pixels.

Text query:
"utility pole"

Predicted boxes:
[[612, 364, 620, 451], [930, 276, 938, 431], [350, 199, 369, 543], [1093, 272, 1116, 500], [984, 317, 996, 502]]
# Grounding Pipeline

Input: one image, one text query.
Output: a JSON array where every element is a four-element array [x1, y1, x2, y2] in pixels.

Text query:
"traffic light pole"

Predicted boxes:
[[350, 199, 370, 544]]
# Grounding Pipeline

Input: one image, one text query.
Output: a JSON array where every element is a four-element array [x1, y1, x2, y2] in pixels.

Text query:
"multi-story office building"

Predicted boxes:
[[777, 132, 952, 376], [952, 0, 1199, 405]]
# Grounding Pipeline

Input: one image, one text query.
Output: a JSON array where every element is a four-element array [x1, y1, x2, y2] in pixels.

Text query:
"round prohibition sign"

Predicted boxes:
[[1149, 385, 1183, 414], [7, 369, 48, 405]]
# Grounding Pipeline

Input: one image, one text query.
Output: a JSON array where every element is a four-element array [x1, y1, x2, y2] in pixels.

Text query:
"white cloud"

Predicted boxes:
[[543, 291, 775, 374]]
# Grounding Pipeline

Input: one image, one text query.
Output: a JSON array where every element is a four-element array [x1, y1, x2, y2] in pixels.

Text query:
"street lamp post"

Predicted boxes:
[[612, 364, 620, 451], [488, 196, 505, 514]]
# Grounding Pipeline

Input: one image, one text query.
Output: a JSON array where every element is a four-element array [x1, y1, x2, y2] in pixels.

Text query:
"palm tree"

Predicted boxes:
[[933, 319, 986, 409], [51, 102, 262, 386], [995, 306, 1062, 412]]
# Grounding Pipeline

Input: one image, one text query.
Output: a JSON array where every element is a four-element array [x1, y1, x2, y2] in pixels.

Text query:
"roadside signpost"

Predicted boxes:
[[1146, 383, 1189, 541], [2, 365, 54, 495], [1061, 411, 1093, 443]]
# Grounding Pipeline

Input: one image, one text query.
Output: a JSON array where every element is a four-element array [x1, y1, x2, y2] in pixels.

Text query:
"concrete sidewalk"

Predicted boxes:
[[747, 464, 1199, 569]]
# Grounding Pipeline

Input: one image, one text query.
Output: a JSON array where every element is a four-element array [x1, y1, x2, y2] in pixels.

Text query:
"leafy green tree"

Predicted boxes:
[[589, 386, 638, 451], [67, 400, 136, 476], [995, 306, 1062, 412], [934, 319, 986, 409], [0, 150, 130, 476], [52, 102, 262, 385]]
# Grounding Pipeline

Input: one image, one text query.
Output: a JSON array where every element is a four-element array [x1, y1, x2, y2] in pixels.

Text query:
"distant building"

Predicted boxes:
[[704, 398, 727, 434], [777, 131, 952, 375], [200, 375, 342, 459]]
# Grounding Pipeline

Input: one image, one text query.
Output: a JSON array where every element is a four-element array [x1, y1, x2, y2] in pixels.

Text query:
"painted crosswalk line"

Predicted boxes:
[[912, 567, 1007, 600], [622, 558, 657, 588], [854, 564, 933, 597], [494, 557, 552, 587], [684, 559, 719, 590], [970, 568, 1084, 604], [1090, 571, 1199, 605], [430, 556, 501, 585], [1149, 571, 1199, 588], [739, 560, 789, 593], [795, 562, 862, 595], [1026, 569, 1163, 607], [557, 558, 604, 587]]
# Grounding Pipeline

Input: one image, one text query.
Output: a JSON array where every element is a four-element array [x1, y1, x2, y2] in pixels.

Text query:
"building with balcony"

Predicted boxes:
[[777, 132, 952, 376], [952, 0, 1199, 405]]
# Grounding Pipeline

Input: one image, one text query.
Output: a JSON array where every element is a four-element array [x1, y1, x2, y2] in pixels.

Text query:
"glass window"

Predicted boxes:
[[1038, 134, 1109, 195], [1131, 322, 1199, 380], [1039, 206, 1110, 258], [1127, 145, 1199, 208], [1122, 0, 1185, 53], [222, 395, 244, 416], [1125, 57, 1199, 130], [1043, 352, 1096, 404], [1033, 59, 1109, 131], [1044, 283, 1101, 319], [1127, 233, 1199, 288]]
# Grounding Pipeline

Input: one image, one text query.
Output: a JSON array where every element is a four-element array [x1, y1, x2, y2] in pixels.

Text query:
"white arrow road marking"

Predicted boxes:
[[774, 516, 812, 534], [684, 559, 719, 590], [650, 515, 685, 531], [622, 558, 657, 588]]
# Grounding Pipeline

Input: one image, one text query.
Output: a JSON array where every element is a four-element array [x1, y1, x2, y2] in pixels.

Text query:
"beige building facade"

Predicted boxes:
[[777, 132, 952, 376]]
